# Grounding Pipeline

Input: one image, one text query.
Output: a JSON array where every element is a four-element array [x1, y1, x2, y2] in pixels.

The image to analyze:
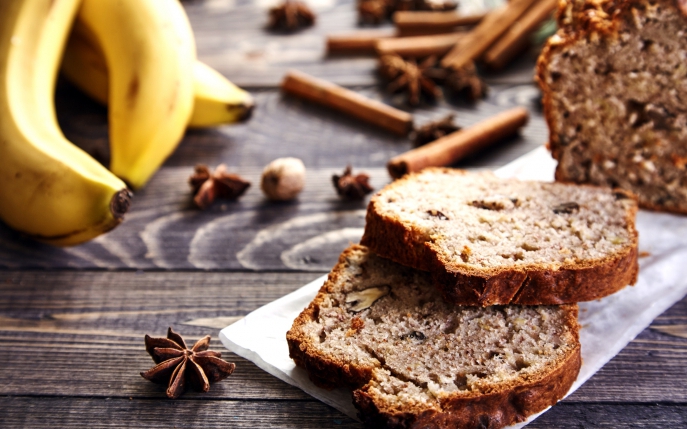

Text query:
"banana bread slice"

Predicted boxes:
[[287, 245, 581, 429], [361, 168, 638, 306], [537, 0, 687, 214]]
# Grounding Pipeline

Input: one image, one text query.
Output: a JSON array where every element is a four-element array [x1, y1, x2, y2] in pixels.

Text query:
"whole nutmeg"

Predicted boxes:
[[260, 157, 305, 201]]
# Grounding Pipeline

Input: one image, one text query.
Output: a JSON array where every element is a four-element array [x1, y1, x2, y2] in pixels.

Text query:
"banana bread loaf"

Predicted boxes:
[[287, 245, 581, 429], [537, 0, 687, 213], [361, 168, 638, 306]]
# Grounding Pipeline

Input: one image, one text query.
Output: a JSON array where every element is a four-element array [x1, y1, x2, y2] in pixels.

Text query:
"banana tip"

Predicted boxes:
[[111, 189, 133, 220], [238, 101, 255, 122]]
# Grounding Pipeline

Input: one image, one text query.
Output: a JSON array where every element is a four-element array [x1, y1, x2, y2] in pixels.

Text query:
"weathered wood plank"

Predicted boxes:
[[529, 403, 687, 428], [1, 397, 686, 428], [0, 343, 311, 401], [0, 272, 318, 400], [0, 397, 361, 428], [0, 271, 686, 404]]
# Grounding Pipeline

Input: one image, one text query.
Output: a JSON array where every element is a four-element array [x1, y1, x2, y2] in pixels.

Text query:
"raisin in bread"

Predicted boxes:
[[287, 245, 581, 429], [537, 0, 687, 214], [361, 168, 638, 306]]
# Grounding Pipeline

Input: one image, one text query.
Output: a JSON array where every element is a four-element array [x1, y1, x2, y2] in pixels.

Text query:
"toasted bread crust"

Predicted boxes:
[[287, 245, 581, 429], [536, 0, 687, 214], [361, 169, 638, 306], [354, 344, 581, 429]]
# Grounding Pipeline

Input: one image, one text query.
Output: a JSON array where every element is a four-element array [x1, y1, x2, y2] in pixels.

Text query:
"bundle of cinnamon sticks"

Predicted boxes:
[[328, 0, 558, 70], [281, 1, 552, 178]]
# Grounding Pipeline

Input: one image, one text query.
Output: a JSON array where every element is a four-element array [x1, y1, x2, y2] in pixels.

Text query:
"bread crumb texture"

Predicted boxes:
[[538, 0, 687, 213], [288, 245, 581, 428], [372, 169, 636, 271]]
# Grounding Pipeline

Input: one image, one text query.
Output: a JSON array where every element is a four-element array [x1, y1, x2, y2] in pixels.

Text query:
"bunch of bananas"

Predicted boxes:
[[0, 0, 254, 246]]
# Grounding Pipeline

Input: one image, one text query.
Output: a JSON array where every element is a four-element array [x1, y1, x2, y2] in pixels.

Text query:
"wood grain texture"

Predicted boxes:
[[651, 324, 687, 339], [0, 397, 361, 428], [0, 398, 686, 428], [528, 403, 687, 428]]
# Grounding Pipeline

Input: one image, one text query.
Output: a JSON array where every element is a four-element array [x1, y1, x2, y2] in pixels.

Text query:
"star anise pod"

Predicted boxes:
[[378, 53, 408, 80], [379, 54, 442, 106], [141, 328, 236, 399], [395, 0, 457, 12], [413, 114, 461, 146], [333, 166, 374, 200], [267, 0, 316, 32], [444, 61, 488, 102], [189, 164, 251, 209]]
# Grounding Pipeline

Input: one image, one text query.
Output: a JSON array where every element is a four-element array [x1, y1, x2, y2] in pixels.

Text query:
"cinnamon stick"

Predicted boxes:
[[327, 29, 397, 55], [440, 0, 539, 70], [282, 70, 413, 136], [376, 33, 465, 58], [387, 107, 529, 178], [483, 0, 558, 69], [394, 11, 484, 36]]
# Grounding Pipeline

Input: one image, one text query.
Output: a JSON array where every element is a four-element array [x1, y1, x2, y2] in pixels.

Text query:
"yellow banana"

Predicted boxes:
[[61, 20, 108, 105], [61, 24, 255, 128], [0, 0, 131, 246], [77, 0, 197, 189], [188, 61, 255, 128]]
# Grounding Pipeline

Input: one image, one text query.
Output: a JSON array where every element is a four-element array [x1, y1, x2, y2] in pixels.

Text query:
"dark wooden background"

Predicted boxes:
[[1, 0, 686, 427]]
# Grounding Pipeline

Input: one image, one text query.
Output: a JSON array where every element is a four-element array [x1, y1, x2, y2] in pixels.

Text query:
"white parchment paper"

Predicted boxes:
[[220, 145, 687, 426]]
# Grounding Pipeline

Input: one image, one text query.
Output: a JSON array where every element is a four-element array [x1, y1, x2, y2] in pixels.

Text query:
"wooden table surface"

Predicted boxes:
[[2, 0, 687, 427]]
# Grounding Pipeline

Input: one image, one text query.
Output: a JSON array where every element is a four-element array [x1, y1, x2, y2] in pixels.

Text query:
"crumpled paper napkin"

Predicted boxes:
[[221, 145, 687, 426]]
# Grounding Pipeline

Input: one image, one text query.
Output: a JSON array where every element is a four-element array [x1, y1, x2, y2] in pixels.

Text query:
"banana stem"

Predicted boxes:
[[110, 189, 133, 220]]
